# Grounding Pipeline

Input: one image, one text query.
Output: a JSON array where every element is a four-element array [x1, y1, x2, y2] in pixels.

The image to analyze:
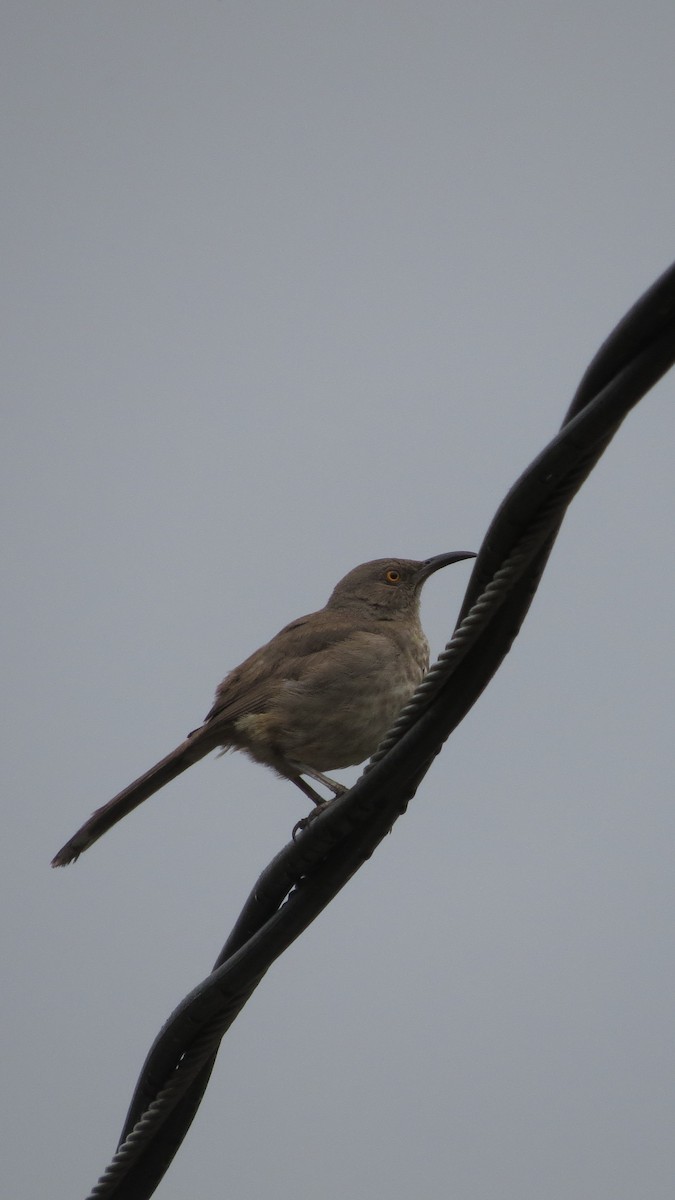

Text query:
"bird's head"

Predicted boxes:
[[325, 552, 476, 618]]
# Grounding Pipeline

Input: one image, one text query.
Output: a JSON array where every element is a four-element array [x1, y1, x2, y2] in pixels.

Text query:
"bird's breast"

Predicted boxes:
[[273, 632, 430, 770]]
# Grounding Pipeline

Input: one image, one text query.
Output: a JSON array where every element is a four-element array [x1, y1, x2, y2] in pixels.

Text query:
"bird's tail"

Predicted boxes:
[[51, 728, 218, 866]]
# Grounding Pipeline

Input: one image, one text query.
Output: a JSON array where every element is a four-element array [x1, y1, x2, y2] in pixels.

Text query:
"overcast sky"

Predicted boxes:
[[3, 4, 675, 1199]]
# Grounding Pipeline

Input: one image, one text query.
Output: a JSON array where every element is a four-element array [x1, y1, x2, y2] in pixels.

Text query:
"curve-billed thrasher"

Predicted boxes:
[[51, 552, 474, 866]]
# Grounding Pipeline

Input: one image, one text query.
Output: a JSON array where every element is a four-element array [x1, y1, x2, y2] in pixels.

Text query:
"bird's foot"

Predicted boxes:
[[292, 806, 325, 840]]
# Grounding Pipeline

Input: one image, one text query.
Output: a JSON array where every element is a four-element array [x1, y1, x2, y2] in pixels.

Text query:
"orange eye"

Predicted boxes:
[[385, 569, 401, 584]]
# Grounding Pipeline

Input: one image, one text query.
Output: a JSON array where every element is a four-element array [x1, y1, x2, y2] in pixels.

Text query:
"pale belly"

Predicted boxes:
[[277, 664, 425, 770]]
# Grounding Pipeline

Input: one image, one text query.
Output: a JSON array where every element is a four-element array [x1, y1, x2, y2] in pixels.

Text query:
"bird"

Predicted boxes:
[[51, 552, 475, 866]]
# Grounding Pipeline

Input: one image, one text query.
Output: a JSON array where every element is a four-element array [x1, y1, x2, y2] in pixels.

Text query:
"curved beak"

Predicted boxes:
[[414, 550, 476, 584]]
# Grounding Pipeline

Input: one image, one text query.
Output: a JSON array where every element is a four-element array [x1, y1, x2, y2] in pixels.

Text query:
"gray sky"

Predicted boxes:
[[3, 4, 675, 1198]]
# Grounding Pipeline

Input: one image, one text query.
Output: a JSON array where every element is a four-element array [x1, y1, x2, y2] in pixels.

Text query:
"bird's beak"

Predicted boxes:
[[414, 550, 476, 583]]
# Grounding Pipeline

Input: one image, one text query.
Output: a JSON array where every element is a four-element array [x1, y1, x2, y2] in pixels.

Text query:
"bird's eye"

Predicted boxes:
[[385, 569, 401, 584]]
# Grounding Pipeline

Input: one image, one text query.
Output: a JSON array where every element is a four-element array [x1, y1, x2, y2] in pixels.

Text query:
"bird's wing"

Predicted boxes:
[[202, 611, 363, 728]]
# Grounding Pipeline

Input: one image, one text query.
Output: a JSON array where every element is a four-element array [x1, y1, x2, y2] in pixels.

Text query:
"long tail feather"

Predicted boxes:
[[51, 729, 217, 866]]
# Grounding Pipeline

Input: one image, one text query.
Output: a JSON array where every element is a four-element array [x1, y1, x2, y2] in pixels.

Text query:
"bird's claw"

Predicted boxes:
[[292, 805, 325, 840]]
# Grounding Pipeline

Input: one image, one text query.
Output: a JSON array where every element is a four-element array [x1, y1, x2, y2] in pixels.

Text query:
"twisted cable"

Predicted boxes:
[[77, 259, 675, 1200]]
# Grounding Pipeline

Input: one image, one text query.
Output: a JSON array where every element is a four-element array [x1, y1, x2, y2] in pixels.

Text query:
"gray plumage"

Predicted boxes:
[[51, 552, 474, 866]]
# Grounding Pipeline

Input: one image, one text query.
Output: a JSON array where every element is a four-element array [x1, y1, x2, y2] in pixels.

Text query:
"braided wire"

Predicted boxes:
[[86, 1008, 241, 1199], [72, 259, 675, 1200]]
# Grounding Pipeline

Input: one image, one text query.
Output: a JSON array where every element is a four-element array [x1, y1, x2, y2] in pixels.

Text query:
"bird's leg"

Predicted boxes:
[[292, 763, 348, 799], [287, 763, 348, 815], [288, 774, 327, 840], [289, 766, 348, 840], [289, 773, 328, 806]]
